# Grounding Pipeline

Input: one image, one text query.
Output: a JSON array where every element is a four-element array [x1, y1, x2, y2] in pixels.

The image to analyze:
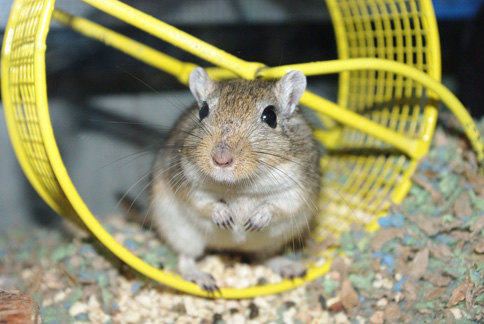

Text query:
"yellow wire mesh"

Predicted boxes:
[[314, 0, 440, 242], [1, 0, 85, 228]]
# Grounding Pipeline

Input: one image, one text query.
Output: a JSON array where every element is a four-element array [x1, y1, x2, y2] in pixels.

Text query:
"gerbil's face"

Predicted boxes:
[[184, 68, 307, 185]]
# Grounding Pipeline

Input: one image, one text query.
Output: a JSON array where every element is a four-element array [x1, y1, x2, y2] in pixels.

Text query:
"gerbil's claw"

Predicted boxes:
[[218, 219, 232, 230], [225, 217, 234, 229], [300, 269, 307, 278], [203, 282, 221, 296], [244, 219, 262, 232], [212, 204, 234, 230], [184, 272, 220, 295], [204, 275, 220, 295], [224, 219, 233, 230], [244, 209, 271, 232]]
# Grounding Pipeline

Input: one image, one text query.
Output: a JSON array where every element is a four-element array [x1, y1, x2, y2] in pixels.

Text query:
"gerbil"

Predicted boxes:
[[150, 67, 321, 292]]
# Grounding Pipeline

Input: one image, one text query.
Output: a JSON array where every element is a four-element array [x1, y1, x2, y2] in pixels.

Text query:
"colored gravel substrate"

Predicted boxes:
[[1, 115, 484, 323]]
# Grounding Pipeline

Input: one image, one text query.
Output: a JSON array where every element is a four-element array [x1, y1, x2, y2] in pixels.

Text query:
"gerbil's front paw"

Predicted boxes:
[[185, 272, 220, 294], [245, 208, 272, 232], [212, 204, 234, 230]]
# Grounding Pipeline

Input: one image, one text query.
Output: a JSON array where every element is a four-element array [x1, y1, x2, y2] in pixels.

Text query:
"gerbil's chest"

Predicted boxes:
[[222, 195, 262, 222]]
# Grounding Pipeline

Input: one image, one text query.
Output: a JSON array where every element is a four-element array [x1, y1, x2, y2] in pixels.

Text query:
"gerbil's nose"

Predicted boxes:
[[212, 145, 234, 167]]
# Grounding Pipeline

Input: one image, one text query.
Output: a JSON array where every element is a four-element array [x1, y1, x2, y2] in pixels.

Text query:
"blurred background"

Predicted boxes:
[[1, 0, 483, 230]]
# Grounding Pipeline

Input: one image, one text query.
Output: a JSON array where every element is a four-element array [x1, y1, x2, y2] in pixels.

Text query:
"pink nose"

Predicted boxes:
[[212, 145, 233, 167]]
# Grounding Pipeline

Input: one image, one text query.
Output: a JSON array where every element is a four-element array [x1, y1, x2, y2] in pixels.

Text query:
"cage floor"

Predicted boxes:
[[1, 116, 484, 323]]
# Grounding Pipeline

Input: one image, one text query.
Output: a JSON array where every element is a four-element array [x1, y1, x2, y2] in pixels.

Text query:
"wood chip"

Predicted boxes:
[[470, 215, 484, 236], [340, 279, 359, 312], [427, 274, 452, 287], [330, 257, 348, 279], [403, 281, 419, 310], [442, 220, 464, 232], [428, 241, 452, 261], [446, 281, 471, 308], [414, 216, 441, 236], [451, 230, 473, 243], [425, 287, 446, 301], [408, 248, 429, 280], [371, 228, 405, 251], [417, 308, 432, 314], [474, 241, 484, 254], [472, 175, 484, 197], [466, 284, 473, 310], [454, 191, 473, 219], [384, 302, 401, 320], [411, 175, 441, 203]]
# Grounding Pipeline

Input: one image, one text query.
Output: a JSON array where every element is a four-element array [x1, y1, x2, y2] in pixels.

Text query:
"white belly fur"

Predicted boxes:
[[151, 187, 310, 257]]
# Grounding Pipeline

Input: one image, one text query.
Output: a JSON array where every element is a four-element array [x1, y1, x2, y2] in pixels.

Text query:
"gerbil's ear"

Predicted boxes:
[[189, 67, 216, 105], [275, 70, 307, 119]]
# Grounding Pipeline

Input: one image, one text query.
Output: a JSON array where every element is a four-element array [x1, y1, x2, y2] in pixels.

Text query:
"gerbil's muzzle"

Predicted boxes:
[[211, 143, 234, 168]]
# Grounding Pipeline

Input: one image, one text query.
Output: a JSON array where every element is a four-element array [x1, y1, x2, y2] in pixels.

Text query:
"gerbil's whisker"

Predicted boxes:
[[115, 66, 161, 95], [97, 146, 158, 171], [258, 160, 317, 214], [142, 157, 188, 229], [257, 161, 313, 242], [170, 126, 205, 140], [254, 150, 320, 178], [117, 155, 180, 206], [256, 161, 308, 253]]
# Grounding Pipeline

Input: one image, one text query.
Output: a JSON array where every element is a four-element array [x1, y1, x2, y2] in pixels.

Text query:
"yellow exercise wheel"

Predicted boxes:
[[2, 0, 483, 298]]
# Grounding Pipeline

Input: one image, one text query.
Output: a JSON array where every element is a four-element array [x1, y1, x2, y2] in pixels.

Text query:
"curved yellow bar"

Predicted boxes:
[[52, 9, 195, 83], [81, 0, 265, 80], [257, 60, 484, 173], [303, 90, 427, 158], [51, 9, 238, 85]]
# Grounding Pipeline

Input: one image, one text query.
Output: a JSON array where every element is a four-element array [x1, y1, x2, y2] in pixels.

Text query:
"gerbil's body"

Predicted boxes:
[[150, 68, 321, 291]]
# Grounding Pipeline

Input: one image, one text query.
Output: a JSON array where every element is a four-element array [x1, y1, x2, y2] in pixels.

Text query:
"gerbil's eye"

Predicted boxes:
[[261, 105, 277, 128], [199, 101, 209, 121]]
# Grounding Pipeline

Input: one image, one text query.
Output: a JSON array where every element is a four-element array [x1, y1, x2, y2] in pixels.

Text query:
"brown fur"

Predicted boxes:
[[149, 69, 321, 291]]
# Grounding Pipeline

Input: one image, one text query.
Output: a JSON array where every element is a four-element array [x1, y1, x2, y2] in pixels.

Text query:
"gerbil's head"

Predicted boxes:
[[184, 67, 307, 184]]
